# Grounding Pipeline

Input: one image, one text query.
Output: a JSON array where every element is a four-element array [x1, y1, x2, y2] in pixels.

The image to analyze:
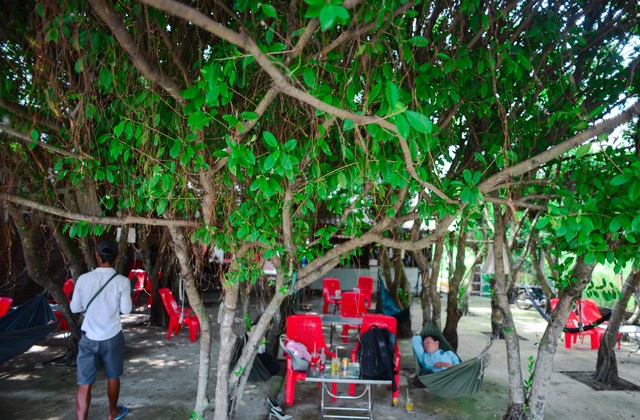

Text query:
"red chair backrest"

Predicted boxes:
[[322, 278, 341, 297], [362, 314, 397, 336], [159, 288, 180, 318], [578, 299, 602, 323], [0, 297, 12, 317], [286, 314, 329, 353], [129, 269, 148, 291], [356, 276, 374, 296], [340, 292, 367, 318], [62, 279, 75, 300]]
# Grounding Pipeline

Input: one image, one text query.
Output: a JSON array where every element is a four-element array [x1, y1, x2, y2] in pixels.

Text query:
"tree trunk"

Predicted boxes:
[[492, 204, 526, 418], [11, 207, 81, 363], [167, 226, 213, 418], [428, 238, 444, 327], [592, 269, 640, 384], [530, 234, 554, 314], [443, 227, 467, 351], [50, 220, 86, 281], [525, 257, 596, 419]]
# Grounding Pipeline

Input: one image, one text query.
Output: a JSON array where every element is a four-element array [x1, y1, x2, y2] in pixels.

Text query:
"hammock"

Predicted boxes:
[[413, 321, 490, 398], [378, 277, 411, 325], [526, 291, 612, 333], [230, 334, 273, 382], [0, 293, 57, 364]]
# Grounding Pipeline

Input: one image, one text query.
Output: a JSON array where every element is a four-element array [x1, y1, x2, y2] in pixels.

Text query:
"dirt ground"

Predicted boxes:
[[1, 294, 639, 419]]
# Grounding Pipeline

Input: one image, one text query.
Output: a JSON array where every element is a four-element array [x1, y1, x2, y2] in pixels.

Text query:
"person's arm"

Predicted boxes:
[[412, 336, 432, 370], [119, 277, 133, 315], [69, 279, 83, 313], [433, 351, 460, 370]]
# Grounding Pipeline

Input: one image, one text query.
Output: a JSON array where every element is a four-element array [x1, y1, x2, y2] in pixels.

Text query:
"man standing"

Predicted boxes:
[[70, 240, 132, 420], [412, 334, 461, 374]]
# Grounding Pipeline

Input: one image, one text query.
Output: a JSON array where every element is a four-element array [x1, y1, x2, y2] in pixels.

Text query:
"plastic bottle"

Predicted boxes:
[[319, 348, 326, 370]]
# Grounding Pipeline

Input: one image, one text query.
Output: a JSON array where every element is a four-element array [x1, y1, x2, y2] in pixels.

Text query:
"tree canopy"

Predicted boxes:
[[1, 0, 639, 418]]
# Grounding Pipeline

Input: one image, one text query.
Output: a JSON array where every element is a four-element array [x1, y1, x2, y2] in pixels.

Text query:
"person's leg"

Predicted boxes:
[[107, 378, 122, 419], [76, 384, 92, 420], [76, 334, 99, 420], [102, 331, 126, 419]]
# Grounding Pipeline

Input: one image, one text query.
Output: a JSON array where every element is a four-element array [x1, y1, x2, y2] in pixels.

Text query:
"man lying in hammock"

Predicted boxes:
[[412, 334, 461, 374]]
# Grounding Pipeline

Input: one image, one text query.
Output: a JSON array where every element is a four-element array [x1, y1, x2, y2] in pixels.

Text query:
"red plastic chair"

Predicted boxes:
[[578, 299, 620, 349], [356, 276, 374, 309], [0, 297, 13, 317], [322, 278, 342, 314], [129, 269, 153, 307], [284, 314, 336, 405], [340, 291, 368, 342], [349, 314, 400, 401], [159, 288, 200, 342], [62, 279, 75, 300], [551, 298, 599, 349]]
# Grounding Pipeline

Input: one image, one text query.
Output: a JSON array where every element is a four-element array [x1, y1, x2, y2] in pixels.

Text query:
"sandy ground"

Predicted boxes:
[[1, 294, 639, 419]]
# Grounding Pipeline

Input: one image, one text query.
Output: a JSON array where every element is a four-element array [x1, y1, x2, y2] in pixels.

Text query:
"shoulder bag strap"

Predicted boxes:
[[85, 273, 119, 312]]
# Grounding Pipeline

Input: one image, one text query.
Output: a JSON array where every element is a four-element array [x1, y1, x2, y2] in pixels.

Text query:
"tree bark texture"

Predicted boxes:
[[424, 237, 444, 329], [525, 257, 596, 419], [443, 227, 467, 351], [11, 207, 81, 363], [167, 226, 213, 419], [492, 204, 525, 418], [592, 269, 640, 384]]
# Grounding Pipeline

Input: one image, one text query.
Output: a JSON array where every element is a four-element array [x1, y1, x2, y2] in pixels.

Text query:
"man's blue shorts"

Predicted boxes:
[[77, 331, 125, 385]]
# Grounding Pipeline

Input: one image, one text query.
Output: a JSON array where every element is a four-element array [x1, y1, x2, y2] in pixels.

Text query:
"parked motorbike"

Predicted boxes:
[[511, 285, 546, 310]]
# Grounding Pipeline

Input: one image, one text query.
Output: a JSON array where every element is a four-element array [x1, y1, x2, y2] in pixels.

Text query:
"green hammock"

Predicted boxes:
[[413, 322, 490, 398]]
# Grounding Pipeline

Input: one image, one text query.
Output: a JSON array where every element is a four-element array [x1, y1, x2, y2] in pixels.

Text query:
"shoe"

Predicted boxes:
[[268, 396, 284, 414], [269, 407, 292, 420], [113, 406, 129, 420]]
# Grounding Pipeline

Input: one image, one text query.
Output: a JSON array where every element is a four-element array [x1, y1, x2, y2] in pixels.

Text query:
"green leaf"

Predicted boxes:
[[536, 217, 551, 229], [334, 6, 350, 20], [609, 216, 622, 233], [261, 4, 278, 18], [575, 143, 591, 158], [395, 114, 410, 139], [319, 4, 337, 31], [338, 172, 348, 188], [74, 56, 85, 73], [45, 28, 59, 43], [386, 82, 399, 108], [240, 111, 259, 120], [170, 140, 182, 158], [30, 129, 39, 141], [303, 67, 316, 88], [263, 155, 277, 170], [610, 173, 632, 186], [408, 36, 429, 47], [404, 110, 432, 134], [182, 85, 201, 100], [263, 131, 278, 148], [100, 67, 112, 90], [474, 152, 486, 164]]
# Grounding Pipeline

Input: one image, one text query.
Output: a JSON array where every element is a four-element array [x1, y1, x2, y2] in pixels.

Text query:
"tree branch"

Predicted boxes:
[[479, 101, 640, 194], [88, 0, 186, 107], [0, 193, 199, 227], [0, 125, 91, 160], [0, 97, 61, 132], [139, 0, 453, 203]]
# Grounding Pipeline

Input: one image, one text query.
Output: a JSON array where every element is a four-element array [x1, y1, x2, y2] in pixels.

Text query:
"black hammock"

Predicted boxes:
[[0, 293, 57, 364], [413, 321, 493, 398], [523, 290, 612, 333]]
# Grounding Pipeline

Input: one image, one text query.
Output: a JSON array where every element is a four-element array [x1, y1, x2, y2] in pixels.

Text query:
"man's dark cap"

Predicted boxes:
[[98, 240, 118, 258]]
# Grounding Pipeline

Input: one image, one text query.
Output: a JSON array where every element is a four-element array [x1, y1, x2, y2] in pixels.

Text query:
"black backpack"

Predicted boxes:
[[356, 326, 398, 392]]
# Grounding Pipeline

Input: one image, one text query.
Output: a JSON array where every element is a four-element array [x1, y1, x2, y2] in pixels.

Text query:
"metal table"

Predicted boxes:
[[305, 363, 391, 419], [321, 315, 363, 347]]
